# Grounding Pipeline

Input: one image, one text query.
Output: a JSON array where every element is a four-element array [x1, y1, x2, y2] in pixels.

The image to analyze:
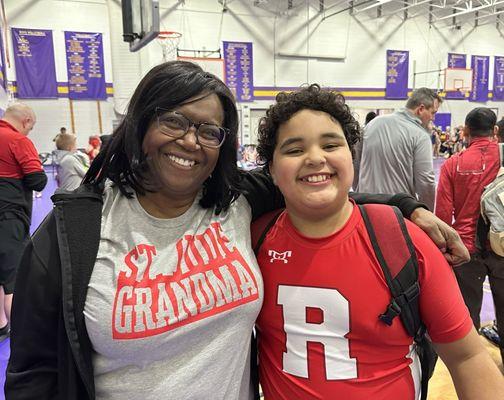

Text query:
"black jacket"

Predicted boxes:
[[5, 170, 422, 400]]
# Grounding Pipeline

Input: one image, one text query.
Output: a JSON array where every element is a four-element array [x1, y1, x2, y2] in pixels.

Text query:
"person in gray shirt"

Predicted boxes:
[[355, 88, 441, 211], [54, 133, 89, 191]]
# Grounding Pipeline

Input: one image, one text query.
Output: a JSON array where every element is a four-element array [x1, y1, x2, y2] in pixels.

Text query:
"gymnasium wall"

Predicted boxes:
[[3, 0, 504, 150], [3, 0, 116, 152]]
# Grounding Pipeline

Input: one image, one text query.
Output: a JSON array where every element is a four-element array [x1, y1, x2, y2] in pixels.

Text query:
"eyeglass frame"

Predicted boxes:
[[154, 107, 228, 149]]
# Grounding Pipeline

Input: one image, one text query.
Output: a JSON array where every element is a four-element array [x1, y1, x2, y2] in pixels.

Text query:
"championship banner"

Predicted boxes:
[[0, 32, 6, 90], [469, 55, 489, 102], [65, 31, 106, 100], [493, 56, 504, 101], [223, 41, 253, 102], [446, 53, 466, 99], [11, 28, 58, 98], [385, 50, 409, 99], [448, 53, 466, 68]]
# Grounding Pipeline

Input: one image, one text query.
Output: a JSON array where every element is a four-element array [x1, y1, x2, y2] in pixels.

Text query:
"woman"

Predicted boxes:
[[6, 61, 467, 400]]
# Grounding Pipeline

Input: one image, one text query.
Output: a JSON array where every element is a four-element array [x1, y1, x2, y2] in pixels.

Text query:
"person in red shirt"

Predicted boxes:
[[0, 103, 47, 339], [254, 86, 503, 400], [436, 107, 504, 364], [86, 135, 101, 162]]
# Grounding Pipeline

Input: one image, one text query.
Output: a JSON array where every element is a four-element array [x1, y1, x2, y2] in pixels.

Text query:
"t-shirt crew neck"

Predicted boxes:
[[282, 200, 359, 249], [130, 189, 203, 229]]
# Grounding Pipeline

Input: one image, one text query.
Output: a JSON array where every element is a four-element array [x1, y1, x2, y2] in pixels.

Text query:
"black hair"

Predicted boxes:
[[256, 84, 361, 166], [83, 61, 240, 214], [365, 111, 377, 125], [465, 107, 496, 138], [496, 118, 504, 143]]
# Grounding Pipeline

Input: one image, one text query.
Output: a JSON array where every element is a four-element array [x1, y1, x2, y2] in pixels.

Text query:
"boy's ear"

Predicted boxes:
[[269, 162, 277, 185]]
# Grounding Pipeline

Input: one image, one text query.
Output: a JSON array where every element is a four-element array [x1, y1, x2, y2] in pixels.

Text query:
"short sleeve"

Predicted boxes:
[[405, 220, 473, 343], [11, 137, 44, 175]]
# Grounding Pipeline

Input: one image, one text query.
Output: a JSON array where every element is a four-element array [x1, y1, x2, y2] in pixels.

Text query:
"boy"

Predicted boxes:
[[254, 85, 503, 399], [54, 133, 89, 191]]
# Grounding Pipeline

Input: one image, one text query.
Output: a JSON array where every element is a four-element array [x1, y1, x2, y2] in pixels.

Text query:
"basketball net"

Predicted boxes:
[[157, 31, 182, 62]]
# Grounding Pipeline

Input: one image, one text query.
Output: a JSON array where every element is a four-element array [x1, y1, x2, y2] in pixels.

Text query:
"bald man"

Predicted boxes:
[[0, 103, 46, 338]]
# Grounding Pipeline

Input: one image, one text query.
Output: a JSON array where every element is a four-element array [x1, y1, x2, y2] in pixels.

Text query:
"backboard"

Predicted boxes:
[[122, 0, 160, 52], [444, 68, 473, 92], [177, 56, 225, 82]]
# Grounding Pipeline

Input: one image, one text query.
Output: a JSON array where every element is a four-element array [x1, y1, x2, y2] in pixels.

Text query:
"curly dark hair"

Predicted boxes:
[[83, 61, 240, 214], [256, 84, 361, 167]]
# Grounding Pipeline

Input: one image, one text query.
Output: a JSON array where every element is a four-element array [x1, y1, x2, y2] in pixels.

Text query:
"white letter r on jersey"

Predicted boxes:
[[278, 285, 357, 380]]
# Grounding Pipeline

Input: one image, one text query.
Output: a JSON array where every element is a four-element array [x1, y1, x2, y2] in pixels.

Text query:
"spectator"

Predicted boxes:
[[496, 117, 504, 143], [0, 103, 46, 337], [356, 88, 440, 210], [364, 111, 377, 125], [431, 128, 441, 158], [86, 135, 101, 162], [436, 107, 504, 365], [53, 126, 68, 142], [54, 133, 89, 191]]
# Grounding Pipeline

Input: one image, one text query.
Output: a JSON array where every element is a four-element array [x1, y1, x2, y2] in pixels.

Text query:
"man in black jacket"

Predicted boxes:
[[0, 103, 47, 336]]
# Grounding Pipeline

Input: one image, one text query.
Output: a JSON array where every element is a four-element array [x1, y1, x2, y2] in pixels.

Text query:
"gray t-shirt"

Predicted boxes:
[[57, 151, 88, 191], [84, 185, 263, 400], [357, 109, 436, 210]]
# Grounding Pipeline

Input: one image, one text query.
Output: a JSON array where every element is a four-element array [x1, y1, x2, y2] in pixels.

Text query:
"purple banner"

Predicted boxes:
[[469, 55, 489, 102], [223, 41, 253, 102], [448, 53, 466, 68], [493, 56, 504, 101], [446, 53, 466, 99], [12, 28, 57, 98], [433, 113, 451, 131], [0, 32, 6, 90], [65, 32, 106, 100], [385, 50, 409, 99]]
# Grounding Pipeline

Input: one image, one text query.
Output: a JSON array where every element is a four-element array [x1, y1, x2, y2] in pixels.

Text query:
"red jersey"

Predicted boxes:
[[0, 120, 42, 179], [0, 120, 44, 219], [435, 138, 500, 253], [255, 203, 472, 400]]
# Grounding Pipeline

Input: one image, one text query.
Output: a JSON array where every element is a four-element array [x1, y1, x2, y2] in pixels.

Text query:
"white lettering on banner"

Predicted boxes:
[[278, 285, 357, 380], [112, 222, 259, 339]]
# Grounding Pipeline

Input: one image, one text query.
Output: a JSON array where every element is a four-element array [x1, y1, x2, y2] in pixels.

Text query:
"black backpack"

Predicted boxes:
[[250, 204, 438, 400]]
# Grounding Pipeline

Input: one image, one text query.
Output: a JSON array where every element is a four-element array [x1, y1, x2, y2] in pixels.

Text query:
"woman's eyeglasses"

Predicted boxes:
[[155, 108, 228, 149]]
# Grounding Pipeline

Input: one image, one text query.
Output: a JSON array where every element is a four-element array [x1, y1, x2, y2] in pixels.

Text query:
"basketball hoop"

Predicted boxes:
[[443, 67, 473, 94], [157, 31, 182, 62]]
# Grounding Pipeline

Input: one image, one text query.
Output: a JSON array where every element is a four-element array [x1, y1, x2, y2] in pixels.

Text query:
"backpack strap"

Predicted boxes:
[[251, 209, 284, 254], [51, 184, 104, 399], [360, 204, 437, 400], [250, 208, 284, 400], [358, 204, 422, 338]]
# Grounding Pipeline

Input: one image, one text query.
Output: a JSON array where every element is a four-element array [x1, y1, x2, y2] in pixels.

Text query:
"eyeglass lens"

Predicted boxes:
[[158, 112, 225, 148]]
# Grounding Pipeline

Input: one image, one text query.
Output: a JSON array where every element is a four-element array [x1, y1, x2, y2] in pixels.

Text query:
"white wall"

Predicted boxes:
[[3, 0, 504, 150]]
